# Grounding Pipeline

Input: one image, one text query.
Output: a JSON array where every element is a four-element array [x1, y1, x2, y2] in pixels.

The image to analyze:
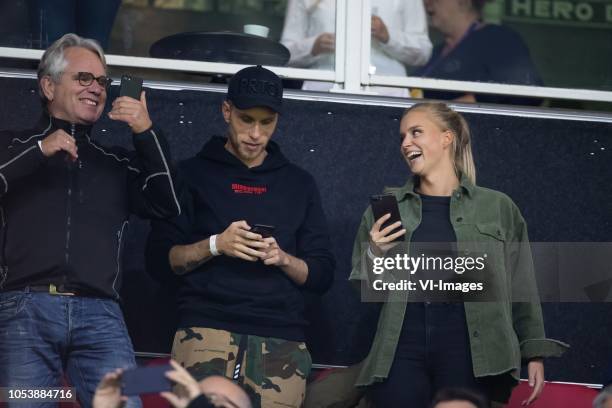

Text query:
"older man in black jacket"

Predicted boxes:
[[0, 33, 179, 407]]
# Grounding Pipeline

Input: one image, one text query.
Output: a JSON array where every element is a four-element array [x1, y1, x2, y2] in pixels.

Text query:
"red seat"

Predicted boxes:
[[140, 358, 172, 408], [506, 381, 599, 408]]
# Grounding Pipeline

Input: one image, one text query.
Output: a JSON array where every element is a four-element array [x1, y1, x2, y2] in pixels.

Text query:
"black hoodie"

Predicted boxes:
[[147, 136, 335, 341]]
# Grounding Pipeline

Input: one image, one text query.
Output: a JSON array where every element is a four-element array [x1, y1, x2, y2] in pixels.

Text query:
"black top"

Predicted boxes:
[[409, 193, 458, 301], [411, 193, 456, 244], [146, 136, 335, 341], [0, 114, 180, 298]]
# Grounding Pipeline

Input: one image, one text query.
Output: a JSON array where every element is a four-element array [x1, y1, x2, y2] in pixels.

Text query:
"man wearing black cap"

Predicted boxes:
[[146, 66, 335, 408]]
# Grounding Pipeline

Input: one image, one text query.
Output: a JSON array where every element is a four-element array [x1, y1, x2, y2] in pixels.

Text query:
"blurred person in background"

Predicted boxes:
[[281, 0, 432, 97], [93, 360, 252, 408], [28, 0, 121, 49], [593, 385, 612, 408], [412, 0, 542, 105], [430, 387, 490, 408]]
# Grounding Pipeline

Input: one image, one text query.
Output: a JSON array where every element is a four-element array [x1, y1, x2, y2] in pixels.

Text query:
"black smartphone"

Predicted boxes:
[[251, 224, 275, 238], [121, 363, 172, 396], [119, 75, 143, 100], [370, 194, 405, 242]]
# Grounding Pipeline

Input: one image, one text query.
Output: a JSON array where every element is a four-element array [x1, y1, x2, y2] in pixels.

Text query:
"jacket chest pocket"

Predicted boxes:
[[475, 223, 506, 242], [473, 223, 507, 261], [472, 223, 509, 297]]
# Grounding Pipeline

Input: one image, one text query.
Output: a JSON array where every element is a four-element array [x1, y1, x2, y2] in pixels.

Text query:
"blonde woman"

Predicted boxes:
[[349, 102, 567, 407]]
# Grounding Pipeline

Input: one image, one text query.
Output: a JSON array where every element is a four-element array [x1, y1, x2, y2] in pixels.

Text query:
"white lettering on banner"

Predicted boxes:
[[513, 0, 532, 16], [553, 1, 573, 19], [535, 0, 551, 18], [575, 3, 593, 20], [507, 0, 611, 27]]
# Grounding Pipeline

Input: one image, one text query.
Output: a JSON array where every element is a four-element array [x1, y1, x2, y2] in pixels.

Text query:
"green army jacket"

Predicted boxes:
[[349, 175, 569, 387]]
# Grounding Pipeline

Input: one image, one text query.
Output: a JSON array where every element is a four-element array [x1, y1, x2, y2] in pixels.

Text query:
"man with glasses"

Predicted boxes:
[[0, 33, 180, 407]]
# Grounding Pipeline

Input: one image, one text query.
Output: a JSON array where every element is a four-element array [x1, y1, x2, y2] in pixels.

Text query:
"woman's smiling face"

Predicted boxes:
[[400, 109, 453, 177]]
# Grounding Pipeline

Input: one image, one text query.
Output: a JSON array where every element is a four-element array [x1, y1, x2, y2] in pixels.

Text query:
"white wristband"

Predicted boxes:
[[209, 234, 220, 256]]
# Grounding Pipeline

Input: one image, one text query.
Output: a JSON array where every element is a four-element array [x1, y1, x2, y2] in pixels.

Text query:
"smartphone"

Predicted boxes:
[[119, 75, 143, 100], [251, 224, 275, 238], [370, 194, 405, 242], [121, 363, 172, 396]]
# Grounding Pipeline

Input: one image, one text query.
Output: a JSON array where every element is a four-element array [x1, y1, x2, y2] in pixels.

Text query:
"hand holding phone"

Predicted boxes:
[[216, 221, 269, 262], [110, 75, 151, 133], [119, 75, 143, 100], [93, 369, 127, 408], [121, 364, 172, 396], [251, 224, 276, 238], [370, 194, 405, 243]]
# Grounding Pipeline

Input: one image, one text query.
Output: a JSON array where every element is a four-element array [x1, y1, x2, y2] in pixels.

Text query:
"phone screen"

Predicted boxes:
[[119, 75, 143, 100], [121, 364, 172, 396], [251, 224, 275, 238], [370, 194, 405, 242]]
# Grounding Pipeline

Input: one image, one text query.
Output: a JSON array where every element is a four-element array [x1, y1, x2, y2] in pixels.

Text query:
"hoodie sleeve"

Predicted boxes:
[[296, 177, 336, 294]]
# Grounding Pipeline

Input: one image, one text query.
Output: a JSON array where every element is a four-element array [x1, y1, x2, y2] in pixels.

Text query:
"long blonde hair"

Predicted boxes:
[[403, 102, 476, 184]]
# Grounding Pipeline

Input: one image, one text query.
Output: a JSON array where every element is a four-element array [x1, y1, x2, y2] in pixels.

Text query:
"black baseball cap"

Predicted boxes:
[[227, 65, 283, 113]]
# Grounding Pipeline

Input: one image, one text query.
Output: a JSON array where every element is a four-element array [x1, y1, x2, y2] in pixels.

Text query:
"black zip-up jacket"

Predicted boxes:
[[0, 114, 180, 299]]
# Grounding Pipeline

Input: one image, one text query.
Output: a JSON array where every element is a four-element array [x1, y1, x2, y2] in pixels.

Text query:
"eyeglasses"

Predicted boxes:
[[72, 72, 113, 88]]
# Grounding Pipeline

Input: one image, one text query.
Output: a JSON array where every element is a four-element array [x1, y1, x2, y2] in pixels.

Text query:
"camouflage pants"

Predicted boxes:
[[172, 327, 312, 408]]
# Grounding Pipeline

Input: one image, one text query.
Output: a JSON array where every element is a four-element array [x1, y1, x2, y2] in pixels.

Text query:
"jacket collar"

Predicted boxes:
[[37, 112, 93, 140], [392, 172, 475, 201]]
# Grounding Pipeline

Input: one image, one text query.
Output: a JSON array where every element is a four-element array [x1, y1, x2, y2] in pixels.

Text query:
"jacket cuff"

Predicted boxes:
[[302, 258, 332, 294], [132, 124, 155, 139], [520, 338, 570, 360], [33, 141, 46, 161], [348, 246, 375, 283]]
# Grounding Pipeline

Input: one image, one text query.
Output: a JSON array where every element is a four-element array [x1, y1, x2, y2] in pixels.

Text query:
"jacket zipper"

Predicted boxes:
[[0, 206, 6, 288], [64, 123, 76, 269], [113, 221, 129, 298]]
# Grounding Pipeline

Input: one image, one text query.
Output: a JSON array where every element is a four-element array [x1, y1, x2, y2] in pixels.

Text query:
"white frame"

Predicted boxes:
[[0, 0, 611, 104]]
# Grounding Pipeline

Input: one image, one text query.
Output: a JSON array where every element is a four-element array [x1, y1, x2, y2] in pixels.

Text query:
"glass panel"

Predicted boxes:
[[0, 0, 300, 68], [371, 0, 612, 103], [279, 0, 338, 90], [368, 0, 433, 98], [499, 0, 612, 92]]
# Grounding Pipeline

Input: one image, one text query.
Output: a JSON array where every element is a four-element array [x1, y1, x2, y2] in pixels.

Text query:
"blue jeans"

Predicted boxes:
[[0, 289, 141, 408]]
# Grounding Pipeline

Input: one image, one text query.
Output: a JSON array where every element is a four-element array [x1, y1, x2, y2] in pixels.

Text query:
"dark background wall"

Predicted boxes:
[[1, 76, 611, 384]]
